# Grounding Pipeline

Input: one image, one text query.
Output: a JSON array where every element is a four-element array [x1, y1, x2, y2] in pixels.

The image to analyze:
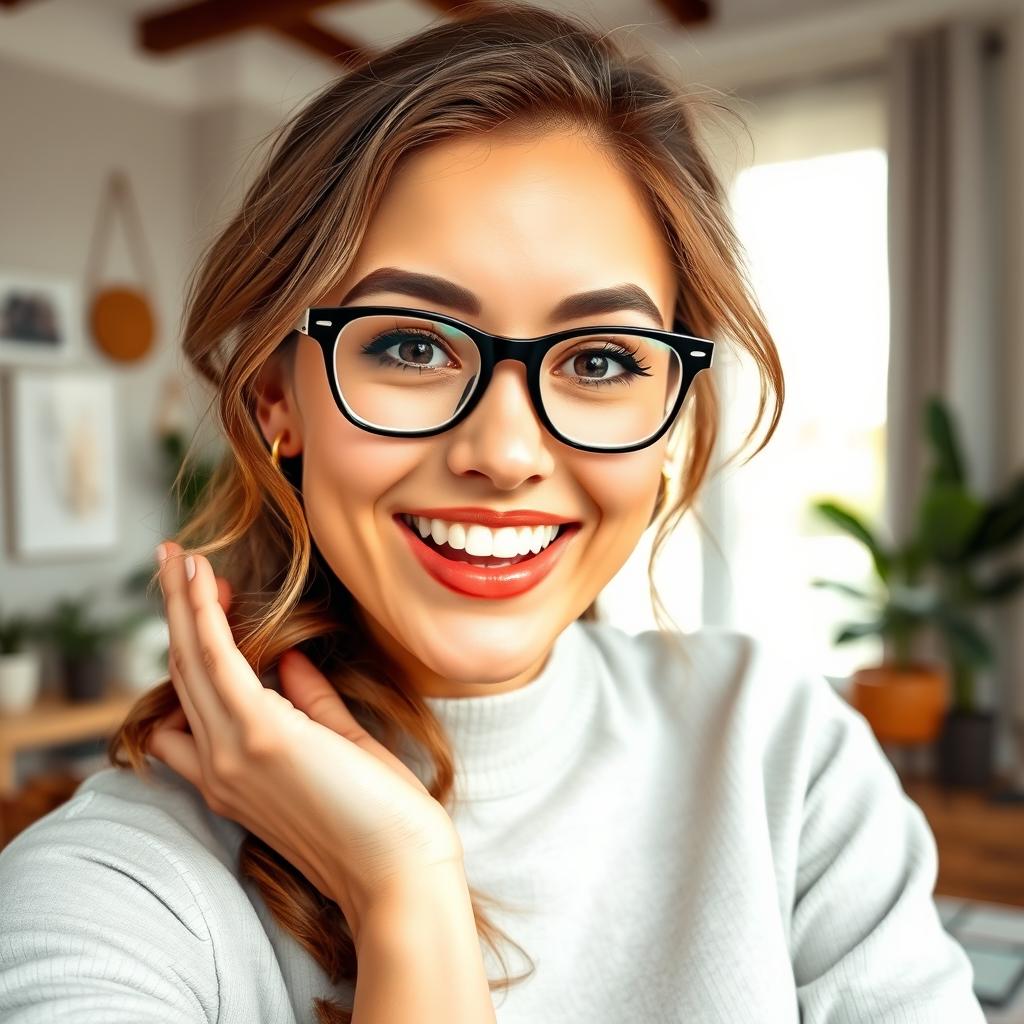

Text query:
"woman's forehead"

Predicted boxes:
[[332, 133, 677, 326]]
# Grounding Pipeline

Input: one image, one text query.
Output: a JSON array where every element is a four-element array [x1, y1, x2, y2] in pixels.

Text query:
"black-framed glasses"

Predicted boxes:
[[294, 304, 715, 454]]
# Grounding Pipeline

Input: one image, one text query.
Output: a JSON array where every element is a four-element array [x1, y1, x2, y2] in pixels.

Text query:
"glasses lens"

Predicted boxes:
[[333, 314, 684, 447], [540, 332, 683, 448], [333, 314, 482, 431]]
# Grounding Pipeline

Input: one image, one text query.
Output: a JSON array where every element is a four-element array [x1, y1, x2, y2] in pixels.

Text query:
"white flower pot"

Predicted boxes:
[[110, 616, 170, 693], [0, 650, 42, 713]]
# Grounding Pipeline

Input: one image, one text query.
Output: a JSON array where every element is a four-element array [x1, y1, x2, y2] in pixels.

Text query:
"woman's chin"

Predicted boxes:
[[391, 621, 561, 698]]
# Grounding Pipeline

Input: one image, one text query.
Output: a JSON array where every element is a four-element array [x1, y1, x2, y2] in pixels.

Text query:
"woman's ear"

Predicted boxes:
[[253, 347, 303, 458]]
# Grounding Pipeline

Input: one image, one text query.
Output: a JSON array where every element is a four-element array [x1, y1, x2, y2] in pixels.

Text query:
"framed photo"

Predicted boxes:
[[0, 268, 83, 366], [5, 369, 118, 559]]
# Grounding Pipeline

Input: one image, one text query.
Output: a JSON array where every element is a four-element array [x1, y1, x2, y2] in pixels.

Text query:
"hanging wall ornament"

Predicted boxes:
[[83, 170, 159, 362]]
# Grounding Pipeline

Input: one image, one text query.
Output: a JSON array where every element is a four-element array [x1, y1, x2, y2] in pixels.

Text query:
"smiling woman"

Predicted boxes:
[[0, 2, 986, 1023]]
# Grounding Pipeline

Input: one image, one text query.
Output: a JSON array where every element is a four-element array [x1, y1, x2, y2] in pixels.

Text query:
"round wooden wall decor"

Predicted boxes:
[[90, 286, 155, 361], [84, 170, 159, 363]]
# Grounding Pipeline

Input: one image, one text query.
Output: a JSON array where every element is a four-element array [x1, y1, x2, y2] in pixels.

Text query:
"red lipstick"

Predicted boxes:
[[399, 507, 577, 528], [394, 515, 581, 599]]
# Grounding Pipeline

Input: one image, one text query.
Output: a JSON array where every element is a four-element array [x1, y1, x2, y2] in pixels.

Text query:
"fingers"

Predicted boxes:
[[148, 717, 203, 789], [279, 650, 368, 742], [157, 540, 226, 751], [161, 705, 189, 732], [186, 551, 264, 720]]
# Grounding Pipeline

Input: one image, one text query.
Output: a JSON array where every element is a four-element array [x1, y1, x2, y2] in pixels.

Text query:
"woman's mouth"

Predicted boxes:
[[393, 513, 582, 599]]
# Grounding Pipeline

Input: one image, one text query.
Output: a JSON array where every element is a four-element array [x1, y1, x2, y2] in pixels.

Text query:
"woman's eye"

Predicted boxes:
[[554, 343, 651, 388], [562, 350, 631, 382], [361, 331, 456, 370]]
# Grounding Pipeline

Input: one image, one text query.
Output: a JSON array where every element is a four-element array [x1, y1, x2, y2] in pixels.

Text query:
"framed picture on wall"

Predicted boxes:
[[4, 369, 118, 559], [0, 268, 83, 366]]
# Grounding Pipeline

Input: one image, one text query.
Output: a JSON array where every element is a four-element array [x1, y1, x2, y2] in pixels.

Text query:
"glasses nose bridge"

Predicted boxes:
[[483, 332, 550, 374], [464, 334, 550, 438]]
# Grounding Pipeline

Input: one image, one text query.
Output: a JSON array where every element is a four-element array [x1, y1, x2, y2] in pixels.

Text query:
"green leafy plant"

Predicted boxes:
[[0, 607, 42, 656], [39, 596, 124, 661], [810, 394, 1024, 713]]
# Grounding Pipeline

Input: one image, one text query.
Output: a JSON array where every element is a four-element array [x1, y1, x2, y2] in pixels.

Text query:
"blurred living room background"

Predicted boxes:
[[1, 0, 1024, 1016]]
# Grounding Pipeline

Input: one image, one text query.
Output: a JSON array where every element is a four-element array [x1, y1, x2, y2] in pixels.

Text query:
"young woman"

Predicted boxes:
[[0, 4, 984, 1023]]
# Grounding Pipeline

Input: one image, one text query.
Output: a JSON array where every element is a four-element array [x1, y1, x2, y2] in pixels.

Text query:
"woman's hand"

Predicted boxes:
[[147, 540, 463, 936]]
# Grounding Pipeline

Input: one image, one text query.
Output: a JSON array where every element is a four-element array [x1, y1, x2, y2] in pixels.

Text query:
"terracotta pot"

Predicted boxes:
[[850, 661, 949, 744]]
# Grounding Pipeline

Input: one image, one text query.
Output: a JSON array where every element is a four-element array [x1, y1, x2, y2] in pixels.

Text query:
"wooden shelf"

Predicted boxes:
[[0, 689, 142, 797]]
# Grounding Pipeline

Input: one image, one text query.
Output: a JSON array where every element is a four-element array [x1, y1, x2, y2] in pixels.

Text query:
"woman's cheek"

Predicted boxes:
[[301, 435, 419, 567], [581, 449, 664, 524]]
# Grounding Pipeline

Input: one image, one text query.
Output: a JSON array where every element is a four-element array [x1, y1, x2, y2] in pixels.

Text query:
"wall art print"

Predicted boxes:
[[0, 268, 82, 366], [6, 369, 118, 559]]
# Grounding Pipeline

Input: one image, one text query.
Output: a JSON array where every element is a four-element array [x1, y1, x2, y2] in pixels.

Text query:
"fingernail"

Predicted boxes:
[[155, 543, 167, 567], [185, 555, 196, 581]]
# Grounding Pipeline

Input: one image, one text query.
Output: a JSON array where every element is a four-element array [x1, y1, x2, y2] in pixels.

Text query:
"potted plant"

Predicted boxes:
[[810, 395, 1024, 788], [41, 596, 122, 704], [0, 607, 44, 713], [808, 505, 950, 747]]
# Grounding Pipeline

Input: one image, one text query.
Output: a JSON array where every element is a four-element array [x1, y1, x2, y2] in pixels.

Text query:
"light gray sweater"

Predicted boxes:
[[0, 618, 985, 1022]]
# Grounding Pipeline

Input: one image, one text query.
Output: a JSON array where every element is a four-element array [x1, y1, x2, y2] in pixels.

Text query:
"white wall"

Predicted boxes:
[[0, 58, 278, 625]]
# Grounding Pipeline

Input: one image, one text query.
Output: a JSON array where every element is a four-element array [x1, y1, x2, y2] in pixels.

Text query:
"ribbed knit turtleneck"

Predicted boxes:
[[0, 620, 986, 1023], [408, 617, 598, 802]]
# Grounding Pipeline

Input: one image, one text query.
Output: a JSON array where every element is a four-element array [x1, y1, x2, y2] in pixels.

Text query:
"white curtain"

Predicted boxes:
[[886, 20, 1014, 776]]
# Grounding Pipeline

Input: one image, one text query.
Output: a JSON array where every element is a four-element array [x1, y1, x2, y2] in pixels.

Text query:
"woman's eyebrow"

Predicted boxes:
[[338, 266, 666, 327]]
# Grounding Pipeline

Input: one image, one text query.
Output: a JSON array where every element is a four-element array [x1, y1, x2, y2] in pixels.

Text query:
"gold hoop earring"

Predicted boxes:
[[270, 431, 285, 469]]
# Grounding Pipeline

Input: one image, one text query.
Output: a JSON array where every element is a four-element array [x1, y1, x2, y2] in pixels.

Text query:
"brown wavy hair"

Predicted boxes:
[[107, 2, 784, 1019]]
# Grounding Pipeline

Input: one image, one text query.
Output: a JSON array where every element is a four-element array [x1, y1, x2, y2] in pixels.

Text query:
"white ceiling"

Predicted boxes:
[[0, 0, 1017, 115]]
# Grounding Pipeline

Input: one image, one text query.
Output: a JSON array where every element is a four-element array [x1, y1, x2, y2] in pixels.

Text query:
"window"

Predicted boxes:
[[715, 71, 890, 681], [602, 70, 891, 685]]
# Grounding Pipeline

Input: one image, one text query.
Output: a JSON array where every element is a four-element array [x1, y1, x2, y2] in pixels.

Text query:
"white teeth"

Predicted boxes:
[[464, 524, 493, 557], [491, 527, 522, 558], [430, 518, 448, 547], [401, 515, 562, 556]]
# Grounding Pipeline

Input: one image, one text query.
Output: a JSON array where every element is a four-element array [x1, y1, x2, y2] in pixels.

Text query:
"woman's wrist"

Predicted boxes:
[[348, 857, 474, 952], [348, 860, 496, 1023]]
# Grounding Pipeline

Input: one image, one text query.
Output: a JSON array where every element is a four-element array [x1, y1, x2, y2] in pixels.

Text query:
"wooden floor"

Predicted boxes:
[[900, 773, 1024, 909]]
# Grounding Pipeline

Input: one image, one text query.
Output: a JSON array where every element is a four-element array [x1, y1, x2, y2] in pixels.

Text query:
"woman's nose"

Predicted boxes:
[[444, 361, 557, 490]]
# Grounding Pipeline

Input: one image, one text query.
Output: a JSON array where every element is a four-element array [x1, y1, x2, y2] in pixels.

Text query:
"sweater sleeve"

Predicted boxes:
[[788, 676, 985, 1024], [0, 788, 220, 1023]]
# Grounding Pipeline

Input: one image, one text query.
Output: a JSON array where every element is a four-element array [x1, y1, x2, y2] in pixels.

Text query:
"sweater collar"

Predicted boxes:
[[399, 617, 598, 802]]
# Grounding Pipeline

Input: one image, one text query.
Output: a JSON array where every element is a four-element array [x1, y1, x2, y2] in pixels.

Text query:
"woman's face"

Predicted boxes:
[[258, 127, 678, 697]]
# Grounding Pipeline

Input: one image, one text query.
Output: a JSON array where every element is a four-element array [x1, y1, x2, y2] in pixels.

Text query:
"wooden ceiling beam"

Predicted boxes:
[[650, 0, 711, 26], [271, 19, 369, 69], [139, 0, 348, 53]]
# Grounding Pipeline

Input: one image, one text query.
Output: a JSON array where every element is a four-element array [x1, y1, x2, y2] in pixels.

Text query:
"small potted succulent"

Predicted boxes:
[[810, 395, 1024, 788], [0, 607, 44, 713]]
